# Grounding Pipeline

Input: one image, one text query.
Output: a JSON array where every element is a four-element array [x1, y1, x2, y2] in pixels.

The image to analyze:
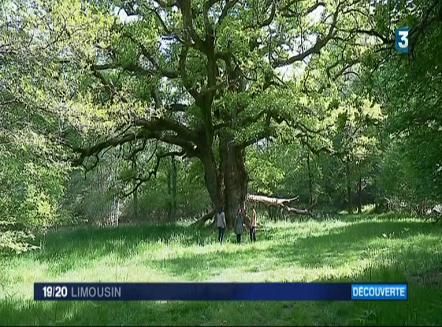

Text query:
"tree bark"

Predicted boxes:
[[219, 135, 248, 228], [197, 133, 248, 228], [200, 149, 223, 212]]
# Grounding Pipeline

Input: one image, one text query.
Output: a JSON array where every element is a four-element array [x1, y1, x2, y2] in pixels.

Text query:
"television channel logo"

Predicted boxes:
[[395, 26, 409, 53]]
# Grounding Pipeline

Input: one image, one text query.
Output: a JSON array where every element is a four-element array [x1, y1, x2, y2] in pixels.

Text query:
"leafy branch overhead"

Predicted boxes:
[[2, 0, 442, 226], [36, 0, 382, 165]]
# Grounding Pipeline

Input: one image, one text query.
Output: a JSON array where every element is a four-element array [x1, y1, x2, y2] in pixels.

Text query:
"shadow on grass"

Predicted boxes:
[[0, 299, 218, 326], [28, 224, 209, 274], [335, 212, 416, 222], [1, 218, 442, 326], [150, 220, 441, 280], [264, 220, 440, 270], [19, 218, 441, 278], [1, 251, 441, 326]]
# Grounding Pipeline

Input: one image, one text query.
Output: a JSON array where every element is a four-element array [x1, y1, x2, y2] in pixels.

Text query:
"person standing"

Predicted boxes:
[[234, 208, 245, 244], [250, 205, 257, 242], [215, 207, 226, 244]]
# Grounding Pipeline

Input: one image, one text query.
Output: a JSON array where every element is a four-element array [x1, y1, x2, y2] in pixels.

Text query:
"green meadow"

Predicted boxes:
[[0, 215, 441, 326]]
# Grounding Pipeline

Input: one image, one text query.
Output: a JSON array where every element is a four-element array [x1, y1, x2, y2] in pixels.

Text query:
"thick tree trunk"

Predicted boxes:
[[197, 134, 247, 229], [196, 137, 317, 225], [198, 134, 316, 226], [220, 137, 247, 228], [201, 150, 223, 210]]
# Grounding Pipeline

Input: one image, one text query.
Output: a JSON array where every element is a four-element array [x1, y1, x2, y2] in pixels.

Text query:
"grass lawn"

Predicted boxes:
[[0, 214, 441, 326]]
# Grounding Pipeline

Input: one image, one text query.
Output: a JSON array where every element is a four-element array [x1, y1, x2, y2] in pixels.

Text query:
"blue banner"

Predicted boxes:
[[351, 284, 407, 300], [34, 282, 407, 301]]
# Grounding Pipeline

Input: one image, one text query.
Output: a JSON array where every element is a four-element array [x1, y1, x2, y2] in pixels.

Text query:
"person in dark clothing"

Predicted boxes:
[[234, 208, 245, 244]]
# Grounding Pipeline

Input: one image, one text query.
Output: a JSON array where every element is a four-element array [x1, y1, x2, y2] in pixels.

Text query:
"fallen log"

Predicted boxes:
[[246, 194, 299, 206], [246, 194, 315, 217], [191, 209, 215, 227], [192, 194, 314, 226], [424, 204, 442, 224]]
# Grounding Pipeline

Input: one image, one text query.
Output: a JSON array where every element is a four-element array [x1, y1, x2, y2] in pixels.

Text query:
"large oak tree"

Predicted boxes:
[[1, 0, 374, 227]]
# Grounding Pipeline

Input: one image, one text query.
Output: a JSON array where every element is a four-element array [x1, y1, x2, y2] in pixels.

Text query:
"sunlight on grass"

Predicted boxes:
[[1, 215, 441, 326]]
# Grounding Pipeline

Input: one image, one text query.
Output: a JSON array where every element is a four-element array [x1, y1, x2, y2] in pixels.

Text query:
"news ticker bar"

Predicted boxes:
[[34, 283, 407, 301]]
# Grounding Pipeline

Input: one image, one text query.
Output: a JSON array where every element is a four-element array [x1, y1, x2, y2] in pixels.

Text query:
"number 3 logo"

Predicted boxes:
[[395, 27, 409, 53], [398, 31, 408, 48]]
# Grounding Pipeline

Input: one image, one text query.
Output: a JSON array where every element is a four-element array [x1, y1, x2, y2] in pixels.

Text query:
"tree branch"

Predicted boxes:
[[306, 2, 326, 15], [133, 117, 198, 143], [272, 1, 343, 68], [125, 138, 148, 160], [178, 0, 206, 52], [122, 148, 186, 198], [259, 1, 276, 28], [144, 4, 187, 44], [72, 114, 200, 167], [124, 33, 180, 78], [179, 45, 199, 99], [216, 0, 239, 29], [237, 108, 332, 149], [153, 0, 178, 8], [339, 28, 394, 44], [409, 0, 441, 50], [72, 129, 149, 167]]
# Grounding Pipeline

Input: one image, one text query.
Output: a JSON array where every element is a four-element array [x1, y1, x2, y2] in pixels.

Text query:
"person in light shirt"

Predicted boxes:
[[214, 207, 226, 244]]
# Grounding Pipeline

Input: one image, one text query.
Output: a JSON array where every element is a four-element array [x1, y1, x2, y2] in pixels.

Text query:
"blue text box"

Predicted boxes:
[[351, 284, 407, 300], [35, 282, 352, 301]]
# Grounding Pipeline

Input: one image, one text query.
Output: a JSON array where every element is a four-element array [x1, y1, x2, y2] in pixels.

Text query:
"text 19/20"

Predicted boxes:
[[42, 286, 68, 298]]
